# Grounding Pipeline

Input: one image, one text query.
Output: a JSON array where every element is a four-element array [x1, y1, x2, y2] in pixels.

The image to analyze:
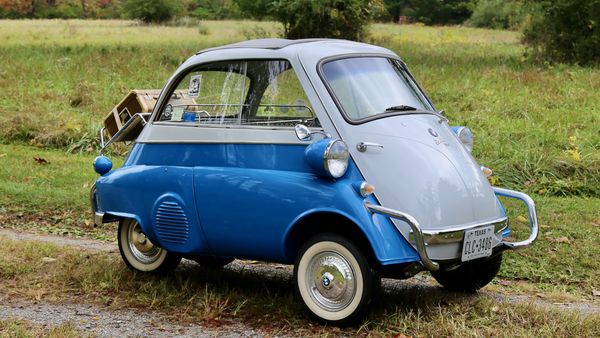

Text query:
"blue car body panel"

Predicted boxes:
[[95, 142, 510, 265], [94, 143, 422, 265]]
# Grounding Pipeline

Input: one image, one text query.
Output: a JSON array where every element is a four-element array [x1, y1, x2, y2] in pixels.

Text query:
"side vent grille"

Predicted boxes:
[[155, 201, 189, 245]]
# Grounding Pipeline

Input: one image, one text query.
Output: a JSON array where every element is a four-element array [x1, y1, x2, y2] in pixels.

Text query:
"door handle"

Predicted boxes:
[[356, 142, 384, 152]]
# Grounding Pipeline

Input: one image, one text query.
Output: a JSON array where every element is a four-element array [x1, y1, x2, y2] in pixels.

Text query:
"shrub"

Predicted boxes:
[[272, 0, 377, 40], [523, 0, 600, 65], [406, 0, 472, 25], [121, 0, 184, 24], [467, 0, 526, 30], [190, 0, 241, 20]]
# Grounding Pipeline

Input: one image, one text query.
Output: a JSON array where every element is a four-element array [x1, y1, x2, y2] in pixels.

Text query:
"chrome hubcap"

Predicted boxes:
[[306, 251, 356, 312], [127, 221, 162, 264]]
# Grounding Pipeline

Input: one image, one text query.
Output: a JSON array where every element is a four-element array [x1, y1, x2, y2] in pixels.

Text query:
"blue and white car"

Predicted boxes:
[[91, 39, 538, 325]]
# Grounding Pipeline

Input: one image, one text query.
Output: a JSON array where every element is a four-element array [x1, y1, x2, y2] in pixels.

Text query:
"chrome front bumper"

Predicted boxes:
[[365, 187, 539, 271]]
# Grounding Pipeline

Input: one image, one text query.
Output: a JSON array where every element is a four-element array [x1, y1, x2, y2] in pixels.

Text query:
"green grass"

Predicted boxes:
[[0, 143, 118, 240], [497, 195, 600, 299], [0, 20, 597, 195], [0, 318, 79, 338], [0, 144, 598, 303], [0, 19, 599, 334], [0, 237, 598, 337]]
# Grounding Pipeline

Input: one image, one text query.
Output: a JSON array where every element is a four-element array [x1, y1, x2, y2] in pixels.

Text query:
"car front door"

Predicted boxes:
[[156, 59, 325, 261]]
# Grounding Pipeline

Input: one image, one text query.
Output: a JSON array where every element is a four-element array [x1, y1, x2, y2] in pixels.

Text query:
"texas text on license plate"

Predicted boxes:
[[461, 225, 495, 262]]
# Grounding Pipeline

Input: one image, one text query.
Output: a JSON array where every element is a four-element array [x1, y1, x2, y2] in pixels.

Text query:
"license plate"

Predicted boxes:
[[461, 225, 494, 262]]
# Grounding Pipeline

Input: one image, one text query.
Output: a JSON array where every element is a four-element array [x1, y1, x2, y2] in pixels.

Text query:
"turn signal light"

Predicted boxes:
[[480, 165, 493, 178]]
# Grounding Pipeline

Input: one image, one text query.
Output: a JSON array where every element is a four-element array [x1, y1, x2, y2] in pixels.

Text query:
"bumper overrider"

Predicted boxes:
[[90, 183, 104, 227], [365, 187, 539, 271]]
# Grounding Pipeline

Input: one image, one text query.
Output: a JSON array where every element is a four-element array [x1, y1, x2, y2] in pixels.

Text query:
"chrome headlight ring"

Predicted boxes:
[[454, 126, 474, 153], [323, 139, 349, 178]]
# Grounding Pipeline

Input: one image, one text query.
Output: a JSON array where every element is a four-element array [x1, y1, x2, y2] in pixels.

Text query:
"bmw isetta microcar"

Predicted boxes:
[[91, 39, 538, 325]]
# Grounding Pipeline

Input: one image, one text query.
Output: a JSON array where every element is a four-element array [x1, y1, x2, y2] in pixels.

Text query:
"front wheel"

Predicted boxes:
[[118, 218, 181, 273], [431, 253, 503, 292], [294, 234, 376, 326]]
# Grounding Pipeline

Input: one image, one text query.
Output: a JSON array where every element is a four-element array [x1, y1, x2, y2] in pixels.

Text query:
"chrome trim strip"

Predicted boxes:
[[419, 217, 508, 245], [493, 187, 539, 249], [364, 203, 439, 271]]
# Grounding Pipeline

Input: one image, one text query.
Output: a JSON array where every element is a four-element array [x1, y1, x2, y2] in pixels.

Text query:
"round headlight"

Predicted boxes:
[[455, 126, 474, 153], [324, 140, 349, 178]]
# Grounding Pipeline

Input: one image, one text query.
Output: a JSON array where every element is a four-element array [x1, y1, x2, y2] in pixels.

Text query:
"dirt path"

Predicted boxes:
[[0, 227, 598, 337], [0, 296, 262, 337]]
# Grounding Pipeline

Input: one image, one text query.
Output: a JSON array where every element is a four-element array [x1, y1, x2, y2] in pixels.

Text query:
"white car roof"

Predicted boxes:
[[178, 38, 398, 70]]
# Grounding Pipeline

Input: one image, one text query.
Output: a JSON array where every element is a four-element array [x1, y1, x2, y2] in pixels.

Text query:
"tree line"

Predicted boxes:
[[1, 0, 598, 65]]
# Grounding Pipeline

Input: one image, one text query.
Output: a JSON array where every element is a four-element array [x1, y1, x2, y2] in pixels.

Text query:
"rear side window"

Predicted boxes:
[[156, 60, 319, 128]]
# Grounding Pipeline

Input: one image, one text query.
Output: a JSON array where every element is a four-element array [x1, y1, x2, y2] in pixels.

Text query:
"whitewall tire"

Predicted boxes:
[[118, 218, 181, 273], [294, 234, 375, 325]]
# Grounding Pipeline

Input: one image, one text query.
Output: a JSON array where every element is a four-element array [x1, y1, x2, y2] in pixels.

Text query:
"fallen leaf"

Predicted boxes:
[[536, 293, 545, 298], [516, 215, 528, 223], [539, 224, 551, 229], [499, 279, 511, 286], [592, 289, 600, 297], [545, 236, 571, 244], [393, 334, 412, 338], [84, 219, 91, 226], [33, 157, 49, 165], [41, 257, 57, 263], [593, 219, 600, 227]]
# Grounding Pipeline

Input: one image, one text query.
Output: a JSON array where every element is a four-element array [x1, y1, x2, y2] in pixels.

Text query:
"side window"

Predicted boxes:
[[155, 60, 319, 128], [157, 62, 249, 124], [253, 65, 317, 127]]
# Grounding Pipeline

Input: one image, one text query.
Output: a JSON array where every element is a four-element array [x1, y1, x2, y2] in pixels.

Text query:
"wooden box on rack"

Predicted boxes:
[[103, 89, 162, 140]]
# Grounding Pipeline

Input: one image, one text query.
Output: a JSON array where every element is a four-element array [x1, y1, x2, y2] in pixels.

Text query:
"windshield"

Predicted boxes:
[[321, 57, 434, 121]]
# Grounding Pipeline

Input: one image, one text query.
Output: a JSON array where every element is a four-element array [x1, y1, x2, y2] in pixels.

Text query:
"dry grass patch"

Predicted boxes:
[[0, 236, 598, 336], [0, 319, 80, 338]]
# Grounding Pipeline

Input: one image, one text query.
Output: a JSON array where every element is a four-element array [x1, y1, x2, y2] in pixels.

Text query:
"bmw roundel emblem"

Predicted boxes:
[[428, 128, 439, 137]]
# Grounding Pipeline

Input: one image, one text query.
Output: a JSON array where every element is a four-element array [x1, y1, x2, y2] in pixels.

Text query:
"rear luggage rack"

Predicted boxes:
[[99, 113, 150, 154]]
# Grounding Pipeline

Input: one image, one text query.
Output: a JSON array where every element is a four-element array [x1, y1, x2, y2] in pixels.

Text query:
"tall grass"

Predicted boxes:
[[0, 20, 598, 197]]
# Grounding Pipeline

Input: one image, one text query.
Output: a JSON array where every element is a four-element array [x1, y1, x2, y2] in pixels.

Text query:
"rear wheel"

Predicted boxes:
[[431, 253, 503, 292], [118, 218, 181, 273], [294, 234, 376, 326]]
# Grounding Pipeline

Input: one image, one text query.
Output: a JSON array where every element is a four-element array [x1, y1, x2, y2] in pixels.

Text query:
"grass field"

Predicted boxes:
[[0, 20, 597, 194], [0, 236, 598, 337], [0, 19, 599, 334]]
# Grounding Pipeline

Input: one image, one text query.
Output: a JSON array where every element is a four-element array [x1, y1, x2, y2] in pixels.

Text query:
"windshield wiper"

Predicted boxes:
[[384, 105, 418, 112]]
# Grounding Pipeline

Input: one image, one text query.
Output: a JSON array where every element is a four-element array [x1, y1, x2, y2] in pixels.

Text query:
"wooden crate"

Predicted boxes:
[[103, 89, 162, 138]]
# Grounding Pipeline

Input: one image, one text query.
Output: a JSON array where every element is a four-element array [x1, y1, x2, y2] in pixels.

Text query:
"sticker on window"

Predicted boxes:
[[188, 75, 202, 98]]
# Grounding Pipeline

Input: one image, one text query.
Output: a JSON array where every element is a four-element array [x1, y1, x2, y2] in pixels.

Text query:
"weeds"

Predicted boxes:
[[0, 319, 80, 337], [0, 20, 598, 196], [0, 237, 598, 336]]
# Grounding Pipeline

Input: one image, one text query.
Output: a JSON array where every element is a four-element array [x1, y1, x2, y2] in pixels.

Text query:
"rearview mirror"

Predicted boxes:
[[295, 124, 312, 141]]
